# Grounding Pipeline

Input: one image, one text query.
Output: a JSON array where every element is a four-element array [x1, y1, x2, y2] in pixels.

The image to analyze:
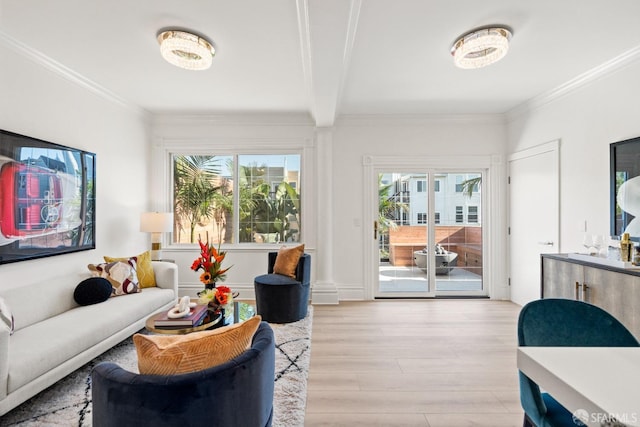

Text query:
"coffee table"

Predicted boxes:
[[145, 301, 255, 335], [225, 300, 256, 324]]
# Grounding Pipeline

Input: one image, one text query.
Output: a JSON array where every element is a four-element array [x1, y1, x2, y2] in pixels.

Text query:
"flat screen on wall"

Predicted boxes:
[[611, 136, 640, 241], [0, 129, 95, 264]]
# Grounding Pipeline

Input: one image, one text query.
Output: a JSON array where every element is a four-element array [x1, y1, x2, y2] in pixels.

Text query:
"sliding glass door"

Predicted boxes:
[[376, 170, 484, 297]]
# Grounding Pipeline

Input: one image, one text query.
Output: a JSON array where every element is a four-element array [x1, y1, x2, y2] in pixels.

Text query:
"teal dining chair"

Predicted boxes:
[[517, 298, 639, 427]]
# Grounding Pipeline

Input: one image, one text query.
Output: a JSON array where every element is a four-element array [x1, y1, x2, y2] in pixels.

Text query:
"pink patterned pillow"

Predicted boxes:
[[88, 258, 141, 296]]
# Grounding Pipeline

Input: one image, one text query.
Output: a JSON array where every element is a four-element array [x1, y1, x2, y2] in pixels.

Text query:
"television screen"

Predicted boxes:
[[611, 136, 640, 241], [0, 129, 95, 264]]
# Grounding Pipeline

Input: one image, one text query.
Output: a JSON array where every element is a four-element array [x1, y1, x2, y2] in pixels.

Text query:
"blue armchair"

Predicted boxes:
[[518, 298, 639, 427], [91, 322, 275, 427], [254, 252, 311, 323]]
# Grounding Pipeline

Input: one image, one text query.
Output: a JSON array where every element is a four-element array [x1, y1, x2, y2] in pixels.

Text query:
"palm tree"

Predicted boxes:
[[460, 176, 481, 197], [378, 175, 408, 259], [174, 155, 224, 243], [238, 164, 300, 243]]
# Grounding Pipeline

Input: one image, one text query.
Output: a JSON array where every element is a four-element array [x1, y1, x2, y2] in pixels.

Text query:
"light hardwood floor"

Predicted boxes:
[[305, 299, 524, 427]]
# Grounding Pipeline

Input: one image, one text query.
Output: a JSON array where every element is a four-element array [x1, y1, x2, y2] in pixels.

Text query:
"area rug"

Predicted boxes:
[[0, 307, 312, 427]]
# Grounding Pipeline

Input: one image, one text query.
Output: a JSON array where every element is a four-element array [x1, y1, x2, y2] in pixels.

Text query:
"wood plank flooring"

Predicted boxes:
[[305, 299, 524, 427]]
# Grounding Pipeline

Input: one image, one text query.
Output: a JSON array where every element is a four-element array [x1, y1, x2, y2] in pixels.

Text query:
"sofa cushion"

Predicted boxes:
[[0, 296, 14, 335], [104, 251, 156, 288], [73, 278, 113, 306], [88, 259, 141, 296], [273, 244, 304, 278], [134, 315, 261, 375]]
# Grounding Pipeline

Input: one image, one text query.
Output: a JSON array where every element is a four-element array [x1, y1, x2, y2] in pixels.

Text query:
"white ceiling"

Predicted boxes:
[[2, 0, 640, 126]]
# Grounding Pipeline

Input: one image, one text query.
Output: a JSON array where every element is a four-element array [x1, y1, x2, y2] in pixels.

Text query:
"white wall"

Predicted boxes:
[[332, 116, 508, 300], [150, 114, 316, 299], [506, 59, 640, 304], [0, 42, 151, 293], [151, 114, 508, 301]]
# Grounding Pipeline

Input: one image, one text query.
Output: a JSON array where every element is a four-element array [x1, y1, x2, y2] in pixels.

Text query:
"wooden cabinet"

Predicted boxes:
[[541, 254, 640, 339]]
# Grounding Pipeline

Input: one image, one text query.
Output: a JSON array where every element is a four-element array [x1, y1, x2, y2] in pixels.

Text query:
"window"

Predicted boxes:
[[172, 154, 301, 245], [468, 206, 478, 223], [417, 212, 427, 224], [435, 212, 441, 224], [455, 175, 464, 192], [417, 180, 426, 192], [455, 206, 463, 223], [434, 180, 440, 192]]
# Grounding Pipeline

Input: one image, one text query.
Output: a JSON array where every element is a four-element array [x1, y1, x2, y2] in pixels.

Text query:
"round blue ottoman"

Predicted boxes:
[[254, 273, 310, 323]]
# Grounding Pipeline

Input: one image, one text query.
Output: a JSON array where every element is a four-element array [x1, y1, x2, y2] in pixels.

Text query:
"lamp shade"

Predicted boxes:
[[140, 212, 174, 233]]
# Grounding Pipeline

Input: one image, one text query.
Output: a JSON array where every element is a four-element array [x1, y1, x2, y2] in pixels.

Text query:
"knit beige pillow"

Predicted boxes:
[[273, 244, 304, 278], [134, 315, 261, 375]]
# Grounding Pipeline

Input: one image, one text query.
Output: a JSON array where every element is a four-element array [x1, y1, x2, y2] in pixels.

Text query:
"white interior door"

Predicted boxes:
[[508, 141, 560, 306]]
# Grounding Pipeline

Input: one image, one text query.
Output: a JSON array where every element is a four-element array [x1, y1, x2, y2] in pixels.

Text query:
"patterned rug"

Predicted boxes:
[[0, 307, 313, 427]]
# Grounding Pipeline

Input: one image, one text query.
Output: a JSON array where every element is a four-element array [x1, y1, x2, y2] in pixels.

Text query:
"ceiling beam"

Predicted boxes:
[[296, 0, 361, 127]]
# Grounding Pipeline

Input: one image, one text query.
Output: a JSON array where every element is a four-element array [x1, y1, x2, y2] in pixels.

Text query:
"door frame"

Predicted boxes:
[[507, 140, 560, 305], [363, 154, 506, 300]]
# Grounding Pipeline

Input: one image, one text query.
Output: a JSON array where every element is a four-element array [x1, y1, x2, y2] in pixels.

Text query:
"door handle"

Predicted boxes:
[[374, 221, 378, 240], [575, 281, 581, 300], [538, 241, 554, 246]]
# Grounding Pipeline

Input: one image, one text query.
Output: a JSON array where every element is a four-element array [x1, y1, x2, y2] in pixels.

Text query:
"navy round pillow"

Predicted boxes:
[[74, 277, 112, 306]]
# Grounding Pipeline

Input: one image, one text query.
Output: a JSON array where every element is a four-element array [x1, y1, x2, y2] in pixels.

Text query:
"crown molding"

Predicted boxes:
[[0, 30, 149, 119], [151, 112, 315, 127], [337, 113, 506, 126], [507, 45, 640, 122]]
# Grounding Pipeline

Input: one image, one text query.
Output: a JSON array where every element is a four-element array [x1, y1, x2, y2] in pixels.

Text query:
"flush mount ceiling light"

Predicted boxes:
[[157, 30, 215, 70], [451, 27, 512, 69]]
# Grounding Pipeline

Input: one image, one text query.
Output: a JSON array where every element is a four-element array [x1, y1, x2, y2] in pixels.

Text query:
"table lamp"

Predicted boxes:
[[140, 212, 174, 261]]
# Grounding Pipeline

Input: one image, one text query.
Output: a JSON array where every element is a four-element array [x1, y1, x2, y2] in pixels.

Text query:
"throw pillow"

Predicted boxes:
[[88, 258, 141, 296], [74, 277, 113, 305], [273, 244, 305, 278], [104, 250, 156, 288], [134, 315, 262, 375], [0, 296, 14, 335]]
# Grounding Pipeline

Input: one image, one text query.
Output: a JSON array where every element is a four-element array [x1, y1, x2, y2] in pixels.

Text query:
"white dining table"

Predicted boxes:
[[517, 347, 640, 427]]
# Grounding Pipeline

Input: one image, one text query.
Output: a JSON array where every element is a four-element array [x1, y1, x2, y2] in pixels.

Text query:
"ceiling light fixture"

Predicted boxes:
[[157, 30, 215, 71], [451, 27, 512, 69]]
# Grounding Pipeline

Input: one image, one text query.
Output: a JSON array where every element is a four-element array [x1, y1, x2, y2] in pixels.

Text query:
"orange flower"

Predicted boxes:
[[191, 236, 232, 284], [216, 292, 229, 306], [197, 287, 234, 311], [200, 272, 212, 284]]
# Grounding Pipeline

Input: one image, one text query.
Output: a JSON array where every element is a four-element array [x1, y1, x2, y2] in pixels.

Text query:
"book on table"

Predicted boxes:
[[154, 304, 210, 327]]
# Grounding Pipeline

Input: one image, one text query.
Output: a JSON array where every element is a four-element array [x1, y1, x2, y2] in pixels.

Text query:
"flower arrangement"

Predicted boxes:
[[198, 285, 235, 312], [190, 234, 232, 288]]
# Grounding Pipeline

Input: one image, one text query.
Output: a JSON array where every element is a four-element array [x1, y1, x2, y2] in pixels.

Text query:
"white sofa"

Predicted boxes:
[[0, 261, 178, 416]]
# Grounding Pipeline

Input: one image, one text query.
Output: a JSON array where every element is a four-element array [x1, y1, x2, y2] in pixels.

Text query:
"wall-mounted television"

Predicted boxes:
[[610, 136, 640, 241], [0, 129, 95, 264]]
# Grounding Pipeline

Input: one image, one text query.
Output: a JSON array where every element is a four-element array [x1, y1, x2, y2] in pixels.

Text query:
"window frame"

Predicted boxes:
[[167, 147, 306, 249]]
